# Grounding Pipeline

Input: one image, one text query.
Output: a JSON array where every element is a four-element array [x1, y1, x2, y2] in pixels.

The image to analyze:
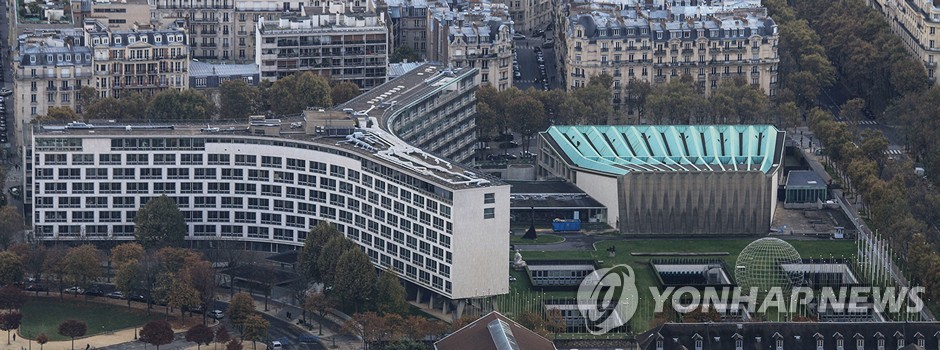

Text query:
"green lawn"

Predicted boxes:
[[503, 238, 857, 332], [20, 298, 163, 341], [511, 234, 565, 245]]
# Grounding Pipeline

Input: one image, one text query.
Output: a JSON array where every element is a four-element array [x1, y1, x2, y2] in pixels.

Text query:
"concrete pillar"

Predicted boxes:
[[428, 294, 435, 309], [442, 299, 450, 314], [456, 299, 466, 319], [415, 288, 423, 303]]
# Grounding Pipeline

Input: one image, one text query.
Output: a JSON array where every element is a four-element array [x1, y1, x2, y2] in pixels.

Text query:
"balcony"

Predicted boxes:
[[682, 48, 694, 55], [654, 49, 666, 56], [927, 61, 937, 68], [654, 75, 666, 83]]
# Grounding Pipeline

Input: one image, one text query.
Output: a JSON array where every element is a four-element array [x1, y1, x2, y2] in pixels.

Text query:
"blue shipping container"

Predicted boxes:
[[552, 219, 581, 232]]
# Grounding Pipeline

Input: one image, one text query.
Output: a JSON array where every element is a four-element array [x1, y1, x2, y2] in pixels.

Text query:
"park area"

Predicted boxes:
[[19, 298, 163, 341], [500, 237, 858, 334]]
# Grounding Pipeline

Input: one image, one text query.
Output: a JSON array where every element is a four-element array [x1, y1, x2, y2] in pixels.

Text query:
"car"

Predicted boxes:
[[512, 33, 526, 40], [184, 305, 205, 314], [84, 288, 104, 296], [64, 286, 84, 294], [8, 186, 20, 199], [542, 38, 555, 48], [533, 29, 545, 37], [129, 293, 147, 302], [290, 122, 302, 128], [499, 141, 520, 149], [0, 88, 11, 96], [509, 276, 517, 282], [270, 341, 283, 350], [106, 291, 126, 299], [210, 310, 225, 319]]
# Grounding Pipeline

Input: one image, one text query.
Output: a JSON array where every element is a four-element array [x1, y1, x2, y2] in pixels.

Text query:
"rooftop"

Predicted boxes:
[[190, 61, 259, 77], [543, 125, 784, 175], [388, 61, 426, 78], [786, 170, 826, 188], [434, 311, 557, 350], [507, 180, 604, 209]]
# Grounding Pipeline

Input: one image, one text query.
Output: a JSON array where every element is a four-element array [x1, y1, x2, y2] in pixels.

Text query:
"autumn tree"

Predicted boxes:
[[14, 244, 47, 295], [58, 319, 87, 350], [84, 92, 150, 121], [34, 106, 80, 123], [148, 89, 216, 121], [265, 72, 332, 115], [186, 324, 215, 350], [708, 77, 770, 124], [0, 311, 22, 345], [622, 78, 652, 123], [114, 260, 140, 308], [227, 292, 256, 328], [304, 292, 335, 335], [76, 86, 98, 114], [241, 314, 270, 350], [110, 242, 145, 267], [0, 251, 23, 285], [215, 325, 231, 349], [61, 245, 102, 297], [372, 269, 408, 315], [0, 206, 25, 248], [36, 333, 48, 350], [298, 222, 340, 282], [645, 77, 707, 124], [166, 273, 200, 319], [134, 195, 187, 248], [331, 81, 362, 106], [510, 93, 546, 154], [187, 259, 217, 324], [226, 339, 244, 350], [140, 320, 175, 350], [334, 248, 376, 311], [219, 79, 261, 119]]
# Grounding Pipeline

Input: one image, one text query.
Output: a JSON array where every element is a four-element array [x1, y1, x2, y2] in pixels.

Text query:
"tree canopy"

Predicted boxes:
[[148, 89, 216, 121], [134, 195, 187, 248], [0, 251, 23, 286], [140, 320, 175, 349], [219, 80, 261, 119], [266, 72, 332, 115]]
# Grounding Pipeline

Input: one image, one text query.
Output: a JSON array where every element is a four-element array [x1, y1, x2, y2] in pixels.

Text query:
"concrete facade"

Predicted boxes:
[[537, 125, 784, 235]]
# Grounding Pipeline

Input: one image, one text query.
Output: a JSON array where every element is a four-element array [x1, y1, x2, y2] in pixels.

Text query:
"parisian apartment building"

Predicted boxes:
[[426, 0, 515, 90], [869, 0, 940, 82], [83, 19, 191, 98], [558, 0, 779, 118], [12, 29, 94, 141]]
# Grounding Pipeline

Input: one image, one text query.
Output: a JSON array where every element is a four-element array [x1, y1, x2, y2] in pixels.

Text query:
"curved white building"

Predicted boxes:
[[25, 64, 509, 311]]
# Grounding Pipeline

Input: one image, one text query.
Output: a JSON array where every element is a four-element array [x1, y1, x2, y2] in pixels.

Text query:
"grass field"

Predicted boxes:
[[499, 238, 857, 332], [20, 299, 163, 341]]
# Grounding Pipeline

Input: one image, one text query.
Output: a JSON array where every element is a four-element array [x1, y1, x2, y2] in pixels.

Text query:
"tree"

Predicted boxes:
[[110, 242, 145, 267], [304, 292, 335, 335], [0, 286, 26, 310], [148, 89, 216, 121], [36, 333, 49, 350], [645, 78, 706, 124], [623, 78, 653, 123], [13, 244, 46, 295], [219, 80, 260, 119], [0, 206, 24, 249], [241, 314, 269, 350], [389, 45, 420, 63], [140, 320, 175, 350], [334, 248, 376, 310], [227, 292, 256, 328], [316, 236, 358, 288], [58, 319, 87, 350], [331, 81, 362, 106], [298, 222, 340, 282], [166, 273, 200, 319], [134, 195, 187, 248], [114, 260, 140, 308], [402, 316, 445, 342], [372, 269, 408, 315], [226, 339, 244, 350], [76, 86, 98, 114], [0, 251, 23, 285], [215, 325, 231, 349], [509, 93, 546, 154], [0, 311, 22, 345], [187, 259, 217, 324], [61, 245, 102, 296], [34, 106, 79, 123], [186, 324, 215, 350], [266, 72, 332, 115]]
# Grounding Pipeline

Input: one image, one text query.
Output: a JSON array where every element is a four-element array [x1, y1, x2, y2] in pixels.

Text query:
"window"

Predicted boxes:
[[857, 338, 864, 350], [484, 208, 495, 219], [484, 193, 495, 204], [776, 339, 783, 350], [817, 339, 824, 350], [694, 339, 702, 350], [837, 338, 844, 350], [735, 339, 743, 350]]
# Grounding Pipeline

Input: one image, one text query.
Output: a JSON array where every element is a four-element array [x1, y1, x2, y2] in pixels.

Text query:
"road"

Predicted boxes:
[[513, 30, 562, 91]]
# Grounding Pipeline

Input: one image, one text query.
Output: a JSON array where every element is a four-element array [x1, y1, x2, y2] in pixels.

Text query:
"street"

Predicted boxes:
[[513, 30, 562, 91]]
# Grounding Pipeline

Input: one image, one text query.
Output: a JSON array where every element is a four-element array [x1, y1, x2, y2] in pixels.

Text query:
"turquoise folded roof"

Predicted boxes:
[[545, 125, 783, 175]]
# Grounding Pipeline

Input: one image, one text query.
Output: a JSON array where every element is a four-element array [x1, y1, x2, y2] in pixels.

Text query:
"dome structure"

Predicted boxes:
[[734, 238, 803, 296]]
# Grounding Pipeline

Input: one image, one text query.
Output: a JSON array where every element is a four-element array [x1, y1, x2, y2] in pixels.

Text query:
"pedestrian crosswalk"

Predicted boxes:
[[835, 120, 879, 125], [884, 149, 903, 155]]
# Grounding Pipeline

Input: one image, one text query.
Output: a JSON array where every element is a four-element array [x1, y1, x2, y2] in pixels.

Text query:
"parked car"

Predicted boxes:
[[129, 293, 147, 302], [499, 141, 520, 149], [106, 291, 126, 299], [542, 38, 555, 48], [26, 284, 48, 292], [84, 288, 104, 296], [63, 286, 84, 294], [210, 310, 225, 319], [512, 33, 526, 40], [0, 88, 12, 96]]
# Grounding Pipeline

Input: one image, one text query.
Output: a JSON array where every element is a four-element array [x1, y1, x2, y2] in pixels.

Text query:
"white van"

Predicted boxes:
[[270, 341, 283, 350]]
